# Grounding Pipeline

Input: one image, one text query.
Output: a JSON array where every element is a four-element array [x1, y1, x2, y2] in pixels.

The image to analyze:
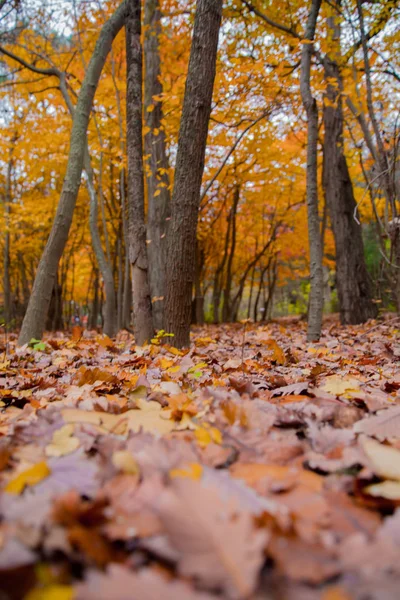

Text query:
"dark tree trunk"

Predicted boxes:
[[164, 0, 222, 347], [90, 270, 100, 330], [193, 241, 205, 325], [3, 154, 12, 327], [126, 0, 154, 345], [300, 0, 324, 341], [144, 0, 170, 330], [222, 186, 239, 323], [323, 19, 377, 324], [212, 206, 232, 323], [18, 1, 129, 345]]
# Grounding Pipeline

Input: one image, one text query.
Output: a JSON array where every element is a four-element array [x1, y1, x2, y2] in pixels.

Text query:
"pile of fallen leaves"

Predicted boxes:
[[0, 317, 400, 600]]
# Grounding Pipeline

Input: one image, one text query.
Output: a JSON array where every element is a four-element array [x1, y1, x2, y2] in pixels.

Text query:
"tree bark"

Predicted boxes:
[[126, 0, 154, 345], [164, 0, 222, 347], [85, 149, 117, 337], [144, 0, 170, 330], [222, 186, 239, 322], [18, 0, 129, 345], [299, 0, 324, 342], [3, 152, 13, 327], [323, 8, 377, 325]]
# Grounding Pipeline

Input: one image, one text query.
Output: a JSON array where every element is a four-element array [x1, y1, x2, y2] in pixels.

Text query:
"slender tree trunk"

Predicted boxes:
[[222, 186, 239, 322], [299, 0, 324, 342], [247, 258, 257, 319], [126, 0, 154, 345], [18, 0, 129, 345], [264, 260, 277, 321], [144, 0, 170, 330], [90, 269, 100, 330], [213, 208, 232, 323], [323, 8, 377, 325], [117, 237, 123, 331], [253, 261, 271, 322], [164, 0, 222, 347], [85, 149, 117, 337], [3, 153, 12, 327], [193, 242, 205, 324]]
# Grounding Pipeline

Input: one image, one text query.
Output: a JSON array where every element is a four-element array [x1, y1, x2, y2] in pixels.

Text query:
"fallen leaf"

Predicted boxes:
[[45, 424, 80, 457], [152, 477, 267, 598], [5, 461, 51, 494], [360, 436, 400, 481], [170, 463, 203, 481], [320, 375, 361, 398], [354, 405, 400, 441], [26, 585, 74, 600], [112, 450, 140, 475], [75, 565, 215, 600], [364, 480, 400, 500]]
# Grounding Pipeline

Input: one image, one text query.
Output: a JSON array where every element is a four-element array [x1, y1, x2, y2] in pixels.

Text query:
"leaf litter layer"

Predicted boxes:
[[0, 317, 400, 600]]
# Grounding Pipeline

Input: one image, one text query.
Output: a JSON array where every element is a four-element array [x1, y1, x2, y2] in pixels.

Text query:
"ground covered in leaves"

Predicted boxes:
[[0, 317, 400, 600]]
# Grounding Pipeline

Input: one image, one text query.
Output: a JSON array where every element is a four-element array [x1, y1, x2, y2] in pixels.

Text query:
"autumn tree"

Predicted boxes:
[[126, 0, 154, 344], [17, 0, 129, 345], [165, 0, 223, 347], [144, 0, 171, 330]]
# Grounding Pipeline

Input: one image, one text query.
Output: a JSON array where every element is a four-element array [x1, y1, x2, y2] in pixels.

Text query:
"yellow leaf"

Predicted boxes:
[[25, 585, 74, 600], [321, 375, 361, 398], [170, 463, 203, 481], [159, 358, 174, 369], [360, 436, 400, 481], [169, 347, 184, 356], [364, 480, 400, 500], [62, 401, 176, 436], [146, 104, 155, 112], [194, 424, 222, 448], [166, 365, 181, 374], [154, 189, 161, 197], [5, 461, 51, 494], [45, 424, 80, 458], [195, 337, 216, 346], [112, 450, 140, 475], [264, 339, 286, 365]]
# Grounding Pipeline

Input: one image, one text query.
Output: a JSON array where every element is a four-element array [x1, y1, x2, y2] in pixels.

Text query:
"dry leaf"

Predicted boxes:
[[152, 478, 268, 598], [321, 375, 361, 398], [354, 405, 400, 441], [364, 480, 400, 500], [360, 436, 400, 481], [170, 463, 203, 481], [75, 565, 215, 600], [112, 451, 140, 475], [5, 461, 51, 494], [45, 424, 80, 457], [62, 401, 175, 436]]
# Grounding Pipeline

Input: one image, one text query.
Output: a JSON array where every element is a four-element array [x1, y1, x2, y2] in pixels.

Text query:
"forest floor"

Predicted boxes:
[[0, 316, 400, 600]]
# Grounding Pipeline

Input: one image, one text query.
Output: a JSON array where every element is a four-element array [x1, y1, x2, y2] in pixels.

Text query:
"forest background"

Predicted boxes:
[[0, 0, 399, 347]]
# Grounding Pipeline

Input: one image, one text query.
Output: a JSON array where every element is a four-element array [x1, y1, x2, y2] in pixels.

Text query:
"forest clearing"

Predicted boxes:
[[0, 0, 400, 597]]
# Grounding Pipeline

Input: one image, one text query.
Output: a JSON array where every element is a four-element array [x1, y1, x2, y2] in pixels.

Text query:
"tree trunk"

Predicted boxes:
[[144, 0, 170, 330], [300, 0, 324, 342], [222, 186, 239, 322], [193, 241, 205, 324], [126, 0, 154, 345], [85, 149, 117, 337], [323, 9, 377, 325], [165, 0, 222, 347], [18, 0, 129, 346], [90, 269, 100, 330], [3, 153, 12, 327]]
